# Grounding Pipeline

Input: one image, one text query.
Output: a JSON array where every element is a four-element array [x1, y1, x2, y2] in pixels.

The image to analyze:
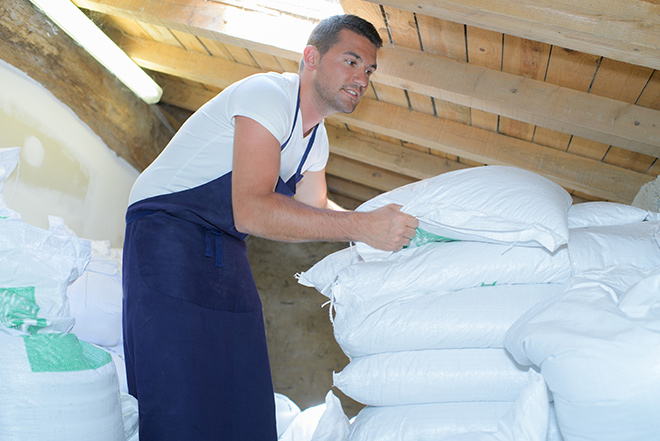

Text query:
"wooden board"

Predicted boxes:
[[369, 0, 660, 70], [330, 98, 653, 202], [90, 0, 660, 158], [499, 35, 551, 142], [466, 26, 501, 132]]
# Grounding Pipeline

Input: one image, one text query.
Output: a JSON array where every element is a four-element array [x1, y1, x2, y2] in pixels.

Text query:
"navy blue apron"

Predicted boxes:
[[122, 94, 318, 440]]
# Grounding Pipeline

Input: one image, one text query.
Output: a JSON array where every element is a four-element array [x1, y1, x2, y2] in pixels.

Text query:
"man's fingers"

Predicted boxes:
[[366, 204, 419, 251], [402, 227, 416, 240], [409, 217, 419, 229], [402, 212, 419, 229]]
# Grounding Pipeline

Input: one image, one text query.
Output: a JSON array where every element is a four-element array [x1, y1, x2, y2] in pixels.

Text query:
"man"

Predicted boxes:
[[122, 14, 418, 440]]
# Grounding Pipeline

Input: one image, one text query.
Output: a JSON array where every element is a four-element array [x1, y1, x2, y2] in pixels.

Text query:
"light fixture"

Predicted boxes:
[[28, 0, 163, 104]]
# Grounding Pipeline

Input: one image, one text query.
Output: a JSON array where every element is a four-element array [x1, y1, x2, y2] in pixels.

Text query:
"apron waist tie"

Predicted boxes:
[[205, 229, 224, 268]]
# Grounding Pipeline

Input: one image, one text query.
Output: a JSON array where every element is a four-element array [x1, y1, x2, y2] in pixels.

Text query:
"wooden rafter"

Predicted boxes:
[[73, 0, 307, 59], [376, 45, 660, 158], [84, 1, 660, 158], [331, 99, 652, 203], [370, 0, 660, 71]]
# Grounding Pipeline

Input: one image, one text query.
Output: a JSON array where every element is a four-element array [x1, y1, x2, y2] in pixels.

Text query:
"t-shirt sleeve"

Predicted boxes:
[[226, 75, 293, 144]]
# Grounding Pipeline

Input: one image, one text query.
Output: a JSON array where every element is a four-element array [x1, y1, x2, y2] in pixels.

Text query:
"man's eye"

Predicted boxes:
[[347, 60, 356, 66]]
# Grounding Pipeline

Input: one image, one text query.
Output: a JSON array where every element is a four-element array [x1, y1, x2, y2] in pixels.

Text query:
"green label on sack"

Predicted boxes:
[[0, 286, 47, 333], [406, 228, 459, 248], [22, 333, 112, 372]]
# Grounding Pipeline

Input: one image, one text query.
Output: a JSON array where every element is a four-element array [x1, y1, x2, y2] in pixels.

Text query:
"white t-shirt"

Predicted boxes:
[[129, 72, 329, 205]]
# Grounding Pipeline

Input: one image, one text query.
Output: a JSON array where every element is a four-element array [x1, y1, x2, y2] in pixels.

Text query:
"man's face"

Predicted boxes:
[[312, 29, 378, 115]]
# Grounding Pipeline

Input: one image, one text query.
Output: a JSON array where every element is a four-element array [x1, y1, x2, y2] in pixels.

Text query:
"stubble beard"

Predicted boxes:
[[313, 76, 360, 115]]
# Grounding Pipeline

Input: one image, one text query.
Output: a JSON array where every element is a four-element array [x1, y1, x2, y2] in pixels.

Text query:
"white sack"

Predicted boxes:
[[121, 392, 139, 441], [568, 221, 660, 275], [0, 147, 19, 190], [67, 239, 123, 348], [331, 240, 570, 303], [431, 370, 548, 441], [558, 265, 660, 299], [332, 283, 565, 357], [0, 219, 90, 334], [0, 147, 21, 220], [276, 393, 302, 438], [504, 267, 660, 441], [618, 266, 660, 325], [279, 391, 349, 441], [310, 391, 350, 441], [297, 246, 361, 298], [0, 332, 124, 441], [567, 201, 654, 228], [348, 401, 563, 441], [279, 402, 327, 441], [107, 346, 128, 394], [355, 166, 572, 260], [333, 349, 530, 407], [349, 402, 510, 441], [633, 174, 660, 213]]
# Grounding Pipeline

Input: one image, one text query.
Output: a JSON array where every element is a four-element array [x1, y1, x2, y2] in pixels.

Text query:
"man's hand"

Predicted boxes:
[[360, 204, 418, 251]]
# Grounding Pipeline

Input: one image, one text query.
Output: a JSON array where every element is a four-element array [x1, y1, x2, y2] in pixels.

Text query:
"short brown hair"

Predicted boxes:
[[307, 14, 383, 57]]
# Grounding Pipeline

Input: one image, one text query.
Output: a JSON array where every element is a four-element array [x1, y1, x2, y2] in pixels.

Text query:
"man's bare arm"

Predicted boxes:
[[231, 116, 417, 251]]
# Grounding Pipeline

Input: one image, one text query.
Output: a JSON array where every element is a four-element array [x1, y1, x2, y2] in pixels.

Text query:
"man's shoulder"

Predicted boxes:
[[234, 72, 299, 98]]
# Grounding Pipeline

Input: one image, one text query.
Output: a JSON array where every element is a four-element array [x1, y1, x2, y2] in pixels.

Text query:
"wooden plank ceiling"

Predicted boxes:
[[73, 0, 660, 208]]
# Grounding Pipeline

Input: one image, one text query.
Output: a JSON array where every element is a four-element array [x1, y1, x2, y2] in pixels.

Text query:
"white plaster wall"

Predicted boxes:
[[0, 60, 139, 248]]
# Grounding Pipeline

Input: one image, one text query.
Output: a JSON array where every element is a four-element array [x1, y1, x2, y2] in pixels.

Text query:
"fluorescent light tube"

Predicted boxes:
[[29, 0, 163, 104]]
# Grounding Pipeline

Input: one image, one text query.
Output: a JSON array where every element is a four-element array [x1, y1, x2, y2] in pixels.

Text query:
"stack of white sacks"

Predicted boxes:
[[0, 147, 137, 441], [505, 203, 660, 441], [0, 147, 311, 441], [298, 166, 660, 441]]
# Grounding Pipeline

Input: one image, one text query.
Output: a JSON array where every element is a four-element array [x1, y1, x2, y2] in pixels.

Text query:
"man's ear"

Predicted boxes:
[[302, 45, 320, 71]]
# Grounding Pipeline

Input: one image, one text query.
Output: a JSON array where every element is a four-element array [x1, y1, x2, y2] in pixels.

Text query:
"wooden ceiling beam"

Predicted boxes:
[[375, 45, 660, 158], [125, 36, 650, 202], [330, 99, 652, 203], [103, 6, 660, 157], [326, 175, 382, 204], [91, 0, 660, 157], [156, 74, 215, 112], [326, 154, 417, 192], [369, 0, 660, 71], [73, 0, 306, 60], [326, 190, 363, 211], [326, 126, 469, 180], [114, 33, 263, 89]]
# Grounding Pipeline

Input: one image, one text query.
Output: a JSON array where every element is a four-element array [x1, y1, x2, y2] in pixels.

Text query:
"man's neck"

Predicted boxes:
[[298, 75, 330, 137]]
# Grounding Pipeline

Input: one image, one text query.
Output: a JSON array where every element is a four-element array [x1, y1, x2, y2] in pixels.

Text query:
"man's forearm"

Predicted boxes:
[[233, 191, 416, 251], [234, 191, 361, 242]]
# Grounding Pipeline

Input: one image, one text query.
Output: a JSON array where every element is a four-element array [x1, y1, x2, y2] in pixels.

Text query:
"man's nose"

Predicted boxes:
[[353, 69, 369, 88]]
